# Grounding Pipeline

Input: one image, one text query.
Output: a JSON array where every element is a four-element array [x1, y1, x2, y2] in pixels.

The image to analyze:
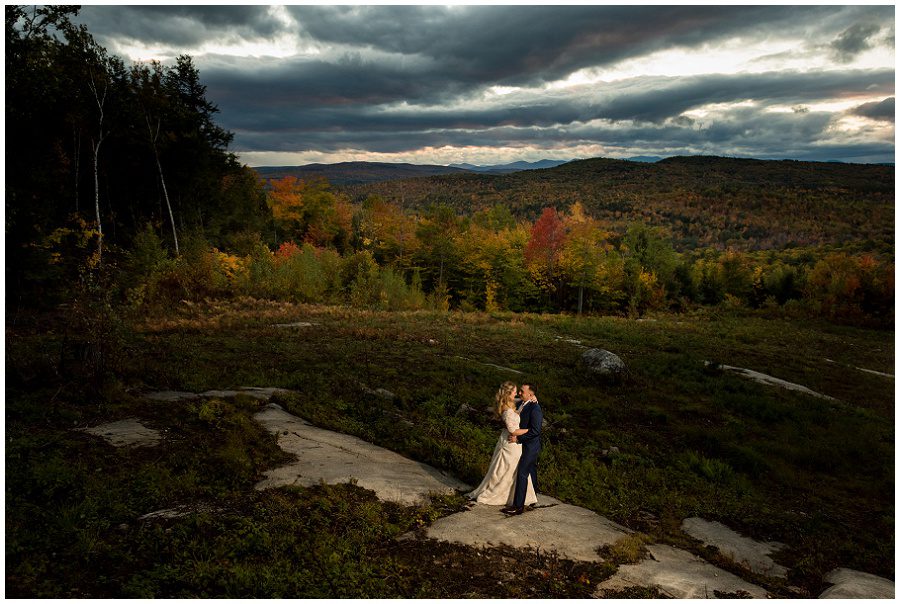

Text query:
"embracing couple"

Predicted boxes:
[[467, 381, 542, 515]]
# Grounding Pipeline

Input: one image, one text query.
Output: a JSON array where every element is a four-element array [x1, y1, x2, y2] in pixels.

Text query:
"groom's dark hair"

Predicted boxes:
[[522, 382, 537, 396]]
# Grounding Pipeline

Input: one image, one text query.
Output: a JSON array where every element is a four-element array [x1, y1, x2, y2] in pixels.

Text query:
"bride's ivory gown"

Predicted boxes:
[[467, 408, 537, 505]]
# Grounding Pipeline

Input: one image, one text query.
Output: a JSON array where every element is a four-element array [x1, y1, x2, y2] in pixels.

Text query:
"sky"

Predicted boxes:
[[74, 5, 896, 167]]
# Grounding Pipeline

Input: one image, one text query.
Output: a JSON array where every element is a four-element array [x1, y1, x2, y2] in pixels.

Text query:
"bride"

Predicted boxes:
[[467, 381, 537, 506]]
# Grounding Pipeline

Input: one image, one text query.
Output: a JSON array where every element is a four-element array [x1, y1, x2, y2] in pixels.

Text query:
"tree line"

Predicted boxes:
[[7, 6, 269, 302], [128, 174, 893, 326]]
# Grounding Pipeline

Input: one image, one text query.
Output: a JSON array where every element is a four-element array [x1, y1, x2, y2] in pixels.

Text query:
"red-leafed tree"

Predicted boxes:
[[525, 207, 567, 299]]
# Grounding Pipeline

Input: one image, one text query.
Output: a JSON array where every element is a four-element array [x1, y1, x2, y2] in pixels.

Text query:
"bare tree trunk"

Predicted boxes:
[[146, 116, 179, 254], [91, 135, 103, 264], [88, 71, 106, 266], [73, 126, 81, 213]]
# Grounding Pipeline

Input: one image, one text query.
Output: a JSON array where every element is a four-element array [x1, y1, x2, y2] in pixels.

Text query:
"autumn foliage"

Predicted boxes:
[[122, 176, 893, 327]]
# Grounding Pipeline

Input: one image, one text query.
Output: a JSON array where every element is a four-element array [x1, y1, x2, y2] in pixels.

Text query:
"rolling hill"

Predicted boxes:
[[342, 155, 894, 251], [253, 161, 470, 185]]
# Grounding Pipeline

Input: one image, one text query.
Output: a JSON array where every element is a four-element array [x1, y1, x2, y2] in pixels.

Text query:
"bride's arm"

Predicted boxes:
[[502, 409, 528, 436]]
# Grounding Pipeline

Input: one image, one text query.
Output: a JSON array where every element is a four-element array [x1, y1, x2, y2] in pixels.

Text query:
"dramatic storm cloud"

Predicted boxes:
[[75, 5, 895, 165]]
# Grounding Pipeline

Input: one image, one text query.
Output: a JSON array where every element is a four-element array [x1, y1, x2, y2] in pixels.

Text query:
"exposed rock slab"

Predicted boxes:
[[77, 418, 161, 447], [143, 387, 292, 402], [819, 568, 895, 599], [824, 358, 894, 379], [138, 503, 223, 520], [594, 544, 769, 598], [422, 495, 630, 563], [272, 321, 317, 328], [253, 404, 468, 506], [199, 387, 291, 400], [705, 361, 837, 401], [554, 335, 586, 347], [455, 356, 523, 374], [682, 517, 788, 578], [143, 390, 199, 402]]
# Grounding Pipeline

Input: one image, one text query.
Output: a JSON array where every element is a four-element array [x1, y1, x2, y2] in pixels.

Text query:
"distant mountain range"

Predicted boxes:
[[253, 158, 575, 184], [253, 162, 469, 185], [252, 155, 892, 186], [625, 155, 664, 163], [448, 159, 572, 173]]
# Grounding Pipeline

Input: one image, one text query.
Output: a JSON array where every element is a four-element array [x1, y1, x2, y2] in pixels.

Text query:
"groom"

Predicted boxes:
[[502, 382, 542, 516]]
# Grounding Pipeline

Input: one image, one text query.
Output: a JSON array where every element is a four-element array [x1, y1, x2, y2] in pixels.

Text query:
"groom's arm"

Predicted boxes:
[[517, 404, 542, 444]]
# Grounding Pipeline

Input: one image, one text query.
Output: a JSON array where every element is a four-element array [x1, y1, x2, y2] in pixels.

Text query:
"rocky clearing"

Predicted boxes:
[[74, 386, 894, 599]]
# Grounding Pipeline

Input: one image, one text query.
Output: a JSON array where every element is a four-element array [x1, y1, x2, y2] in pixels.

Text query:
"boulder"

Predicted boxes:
[[582, 348, 626, 377], [455, 403, 479, 416]]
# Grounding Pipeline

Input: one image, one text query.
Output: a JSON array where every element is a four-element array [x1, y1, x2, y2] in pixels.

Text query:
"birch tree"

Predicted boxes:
[[133, 61, 179, 254], [87, 68, 106, 265]]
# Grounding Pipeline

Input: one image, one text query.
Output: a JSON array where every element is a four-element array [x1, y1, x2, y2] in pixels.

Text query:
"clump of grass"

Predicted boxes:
[[603, 533, 652, 564]]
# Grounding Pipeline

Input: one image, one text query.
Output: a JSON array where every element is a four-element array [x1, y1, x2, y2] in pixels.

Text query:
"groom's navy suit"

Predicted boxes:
[[512, 399, 542, 508]]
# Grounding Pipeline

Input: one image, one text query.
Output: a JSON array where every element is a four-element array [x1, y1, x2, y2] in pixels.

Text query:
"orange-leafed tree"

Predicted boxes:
[[267, 175, 349, 248], [525, 206, 567, 301]]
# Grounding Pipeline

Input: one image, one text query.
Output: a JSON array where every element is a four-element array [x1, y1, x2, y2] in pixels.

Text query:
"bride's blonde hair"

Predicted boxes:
[[494, 381, 518, 418]]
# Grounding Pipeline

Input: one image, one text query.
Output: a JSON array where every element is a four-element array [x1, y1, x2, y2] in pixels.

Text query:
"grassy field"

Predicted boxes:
[[6, 299, 894, 597]]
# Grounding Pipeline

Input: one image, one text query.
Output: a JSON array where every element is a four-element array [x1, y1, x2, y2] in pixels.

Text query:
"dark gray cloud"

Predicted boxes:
[[77, 5, 282, 47], [850, 97, 895, 122], [231, 107, 890, 165], [287, 5, 886, 89], [830, 22, 882, 63], [211, 68, 894, 136], [71, 5, 895, 164]]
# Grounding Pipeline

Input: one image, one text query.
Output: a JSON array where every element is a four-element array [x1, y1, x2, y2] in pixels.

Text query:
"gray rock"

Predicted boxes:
[[455, 356, 523, 374], [423, 495, 630, 562], [144, 387, 290, 402], [682, 517, 788, 578], [201, 387, 291, 400], [704, 361, 837, 401], [819, 568, 895, 599], [253, 405, 468, 506], [238, 386, 293, 399], [582, 348, 626, 377], [77, 418, 161, 448], [272, 321, 316, 328], [482, 362, 523, 374], [199, 389, 242, 399], [359, 383, 395, 400], [138, 503, 223, 521], [594, 544, 769, 598], [372, 388, 395, 400], [143, 390, 199, 402]]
